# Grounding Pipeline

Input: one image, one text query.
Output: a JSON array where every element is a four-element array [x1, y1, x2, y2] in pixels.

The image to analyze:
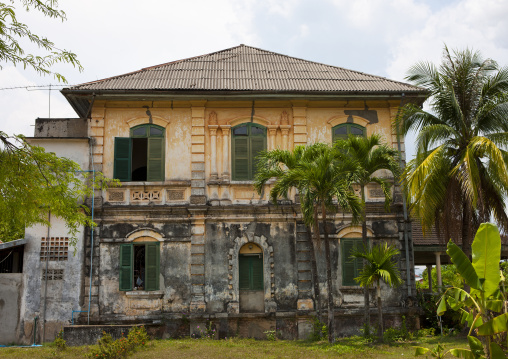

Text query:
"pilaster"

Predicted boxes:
[[292, 103, 307, 146], [189, 209, 206, 312], [191, 104, 206, 205]]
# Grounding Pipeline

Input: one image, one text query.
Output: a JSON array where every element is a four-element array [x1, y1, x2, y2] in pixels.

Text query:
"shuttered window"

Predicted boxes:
[[119, 242, 160, 291], [239, 254, 263, 290], [341, 239, 363, 286], [232, 123, 267, 180], [332, 124, 366, 143], [113, 124, 165, 182]]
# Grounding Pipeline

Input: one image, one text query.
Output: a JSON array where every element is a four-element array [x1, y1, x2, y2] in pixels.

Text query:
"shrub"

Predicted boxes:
[[87, 326, 149, 359], [310, 316, 328, 341], [53, 329, 66, 350]]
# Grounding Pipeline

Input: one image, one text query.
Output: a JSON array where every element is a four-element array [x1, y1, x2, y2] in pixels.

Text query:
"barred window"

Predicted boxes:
[[40, 237, 69, 261]]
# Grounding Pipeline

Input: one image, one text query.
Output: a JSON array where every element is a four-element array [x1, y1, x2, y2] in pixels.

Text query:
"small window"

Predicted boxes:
[[342, 238, 363, 286], [114, 124, 165, 182], [232, 123, 267, 180], [239, 254, 263, 290], [119, 242, 160, 291], [332, 123, 366, 143]]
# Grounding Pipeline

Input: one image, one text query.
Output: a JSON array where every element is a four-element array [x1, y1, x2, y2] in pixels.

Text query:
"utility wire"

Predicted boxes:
[[0, 84, 75, 91]]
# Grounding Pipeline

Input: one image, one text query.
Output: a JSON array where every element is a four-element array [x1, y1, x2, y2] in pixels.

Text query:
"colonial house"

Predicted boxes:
[[1, 45, 427, 343]]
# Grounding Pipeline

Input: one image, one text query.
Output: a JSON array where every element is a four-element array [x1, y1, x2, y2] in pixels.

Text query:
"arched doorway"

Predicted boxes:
[[239, 243, 264, 312]]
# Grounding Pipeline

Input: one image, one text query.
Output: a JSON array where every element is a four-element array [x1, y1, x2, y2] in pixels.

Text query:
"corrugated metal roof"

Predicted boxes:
[[69, 45, 425, 93], [0, 238, 26, 251]]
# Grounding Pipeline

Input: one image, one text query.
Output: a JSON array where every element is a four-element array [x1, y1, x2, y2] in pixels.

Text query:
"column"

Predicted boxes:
[[280, 126, 291, 150], [426, 264, 433, 293], [221, 125, 231, 180], [267, 126, 277, 150], [435, 252, 442, 290], [209, 125, 218, 179], [190, 103, 206, 205]]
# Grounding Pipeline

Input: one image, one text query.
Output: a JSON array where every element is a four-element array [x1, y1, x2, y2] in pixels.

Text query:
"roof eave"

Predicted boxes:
[[62, 89, 427, 118]]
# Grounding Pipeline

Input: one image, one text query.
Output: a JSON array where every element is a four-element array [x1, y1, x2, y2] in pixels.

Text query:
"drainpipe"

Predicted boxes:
[[395, 93, 412, 297], [42, 211, 50, 343], [87, 136, 96, 325]]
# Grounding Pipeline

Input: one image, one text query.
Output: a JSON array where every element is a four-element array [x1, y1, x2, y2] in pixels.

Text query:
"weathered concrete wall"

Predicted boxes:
[[0, 273, 23, 344], [34, 118, 88, 138]]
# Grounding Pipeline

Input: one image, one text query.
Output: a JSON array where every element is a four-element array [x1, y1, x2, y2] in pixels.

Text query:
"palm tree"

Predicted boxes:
[[255, 143, 362, 342], [351, 242, 403, 342], [396, 46, 508, 257], [334, 134, 400, 330]]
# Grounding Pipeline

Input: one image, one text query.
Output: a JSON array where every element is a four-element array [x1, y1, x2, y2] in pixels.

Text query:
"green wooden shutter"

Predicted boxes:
[[233, 137, 249, 180], [251, 255, 264, 290], [342, 239, 357, 286], [147, 137, 164, 181], [114, 138, 131, 181], [145, 242, 160, 291], [119, 243, 133, 291], [239, 255, 250, 290], [250, 136, 266, 179]]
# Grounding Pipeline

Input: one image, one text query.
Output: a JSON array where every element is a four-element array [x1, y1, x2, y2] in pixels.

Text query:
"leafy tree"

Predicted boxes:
[[0, 133, 117, 245], [417, 264, 464, 291], [351, 242, 403, 342], [255, 143, 362, 342], [396, 47, 508, 258], [0, 0, 82, 81], [334, 134, 400, 330]]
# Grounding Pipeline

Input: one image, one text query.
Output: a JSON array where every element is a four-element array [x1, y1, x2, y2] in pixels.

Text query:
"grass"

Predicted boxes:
[[0, 336, 468, 358]]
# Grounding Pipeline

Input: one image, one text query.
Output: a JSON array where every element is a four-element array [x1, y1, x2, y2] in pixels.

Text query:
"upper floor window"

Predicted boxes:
[[114, 124, 165, 182], [341, 238, 363, 286], [232, 123, 267, 181], [332, 123, 366, 143]]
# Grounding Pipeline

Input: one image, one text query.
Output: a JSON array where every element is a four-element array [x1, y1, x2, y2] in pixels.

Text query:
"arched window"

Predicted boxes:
[[231, 123, 267, 180], [114, 124, 165, 182], [332, 123, 366, 143]]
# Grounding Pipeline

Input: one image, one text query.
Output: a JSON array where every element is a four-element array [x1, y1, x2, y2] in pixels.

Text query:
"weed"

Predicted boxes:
[[53, 329, 66, 351], [86, 326, 150, 359], [310, 316, 328, 341]]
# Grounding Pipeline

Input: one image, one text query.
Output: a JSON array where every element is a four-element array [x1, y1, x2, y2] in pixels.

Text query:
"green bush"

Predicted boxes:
[[53, 329, 66, 351], [87, 326, 149, 359], [309, 316, 328, 341], [417, 290, 462, 334]]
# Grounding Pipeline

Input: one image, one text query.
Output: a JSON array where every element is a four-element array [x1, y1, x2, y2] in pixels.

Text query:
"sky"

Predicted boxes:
[[0, 0, 507, 161]]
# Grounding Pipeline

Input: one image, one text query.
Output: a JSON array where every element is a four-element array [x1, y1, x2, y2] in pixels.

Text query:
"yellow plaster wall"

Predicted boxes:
[[95, 99, 398, 185]]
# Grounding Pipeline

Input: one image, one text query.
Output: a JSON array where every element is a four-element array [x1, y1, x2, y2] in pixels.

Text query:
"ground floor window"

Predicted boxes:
[[341, 238, 363, 286], [119, 242, 160, 291]]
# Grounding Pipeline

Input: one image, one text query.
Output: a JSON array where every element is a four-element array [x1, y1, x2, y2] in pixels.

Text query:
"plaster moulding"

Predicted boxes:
[[125, 116, 170, 129], [337, 226, 373, 239], [227, 116, 271, 128], [126, 228, 165, 242], [327, 115, 369, 128]]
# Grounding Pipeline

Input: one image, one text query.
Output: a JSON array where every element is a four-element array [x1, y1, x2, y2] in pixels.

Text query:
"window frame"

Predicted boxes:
[[231, 123, 267, 181], [239, 253, 264, 291], [341, 238, 363, 286], [332, 123, 366, 143], [119, 241, 160, 292], [113, 124, 165, 182]]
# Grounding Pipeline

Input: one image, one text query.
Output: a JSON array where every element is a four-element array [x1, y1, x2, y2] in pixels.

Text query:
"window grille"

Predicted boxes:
[[40, 237, 69, 261], [42, 269, 64, 280]]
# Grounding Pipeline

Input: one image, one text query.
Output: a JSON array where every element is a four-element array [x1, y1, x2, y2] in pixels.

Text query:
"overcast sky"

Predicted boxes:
[[0, 0, 507, 160]]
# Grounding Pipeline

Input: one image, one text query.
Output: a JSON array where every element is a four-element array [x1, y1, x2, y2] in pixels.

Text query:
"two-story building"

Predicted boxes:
[[10, 45, 427, 343]]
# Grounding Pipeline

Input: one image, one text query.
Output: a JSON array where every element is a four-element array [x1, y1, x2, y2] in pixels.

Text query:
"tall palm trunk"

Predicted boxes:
[[376, 278, 383, 342], [321, 202, 335, 343], [360, 185, 370, 330], [306, 225, 321, 318]]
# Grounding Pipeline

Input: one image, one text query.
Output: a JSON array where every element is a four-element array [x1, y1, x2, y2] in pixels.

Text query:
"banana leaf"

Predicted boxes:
[[472, 223, 501, 298], [490, 343, 507, 359], [477, 313, 508, 336], [447, 240, 482, 291]]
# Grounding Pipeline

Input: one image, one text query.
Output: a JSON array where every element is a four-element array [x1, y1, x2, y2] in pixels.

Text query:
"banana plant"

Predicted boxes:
[[414, 223, 508, 359]]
